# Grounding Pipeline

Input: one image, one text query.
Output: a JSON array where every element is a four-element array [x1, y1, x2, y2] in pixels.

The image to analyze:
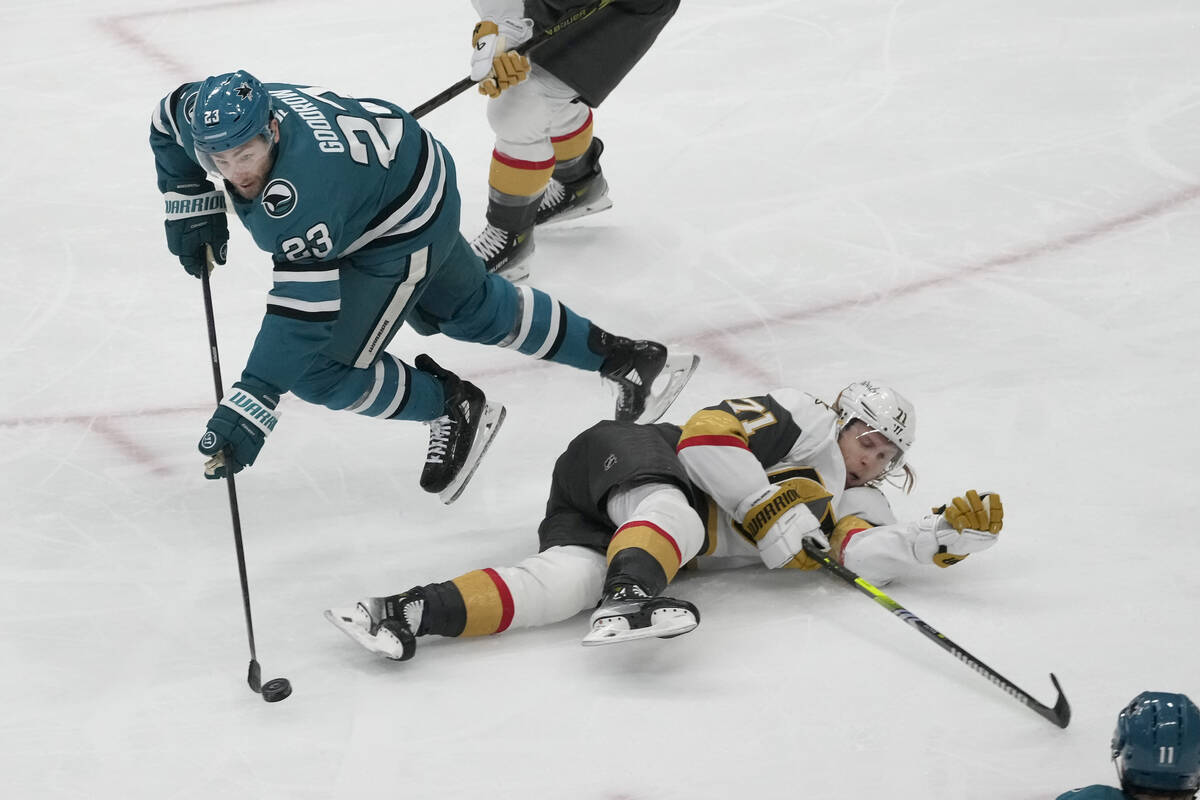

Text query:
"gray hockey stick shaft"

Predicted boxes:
[[409, 0, 614, 120], [801, 539, 1070, 728]]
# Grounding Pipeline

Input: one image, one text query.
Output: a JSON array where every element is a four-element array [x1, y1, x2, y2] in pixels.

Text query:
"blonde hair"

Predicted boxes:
[[888, 464, 916, 494]]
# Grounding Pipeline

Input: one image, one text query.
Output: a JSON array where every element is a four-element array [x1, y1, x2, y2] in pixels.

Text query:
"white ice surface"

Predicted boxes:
[[3, 1, 1200, 798]]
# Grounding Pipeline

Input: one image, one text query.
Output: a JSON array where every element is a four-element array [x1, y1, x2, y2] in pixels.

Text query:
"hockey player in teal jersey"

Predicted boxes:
[[150, 70, 697, 502], [1058, 692, 1200, 800]]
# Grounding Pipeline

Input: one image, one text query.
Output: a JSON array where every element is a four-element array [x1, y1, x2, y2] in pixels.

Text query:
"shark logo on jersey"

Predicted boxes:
[[262, 179, 297, 218], [183, 91, 198, 125]]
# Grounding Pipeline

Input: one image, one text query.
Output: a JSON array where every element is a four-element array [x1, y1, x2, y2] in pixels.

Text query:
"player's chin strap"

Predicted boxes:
[[408, 0, 615, 119], [801, 538, 1071, 729]]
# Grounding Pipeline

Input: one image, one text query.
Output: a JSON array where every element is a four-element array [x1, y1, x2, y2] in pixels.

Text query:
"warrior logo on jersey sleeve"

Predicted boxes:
[[262, 179, 297, 218]]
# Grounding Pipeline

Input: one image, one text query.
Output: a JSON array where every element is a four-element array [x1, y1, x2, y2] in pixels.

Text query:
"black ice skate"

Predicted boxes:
[[582, 584, 700, 647], [597, 336, 701, 424], [536, 138, 612, 226], [415, 354, 506, 504], [470, 223, 534, 283], [324, 589, 425, 661]]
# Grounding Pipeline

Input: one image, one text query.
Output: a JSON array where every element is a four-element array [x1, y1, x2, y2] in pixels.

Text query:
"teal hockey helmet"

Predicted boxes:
[[191, 70, 274, 155], [1113, 691, 1200, 793]]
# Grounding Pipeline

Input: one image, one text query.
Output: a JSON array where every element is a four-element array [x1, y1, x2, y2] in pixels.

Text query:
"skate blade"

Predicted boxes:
[[486, 242, 535, 284], [538, 196, 614, 227], [636, 352, 701, 424], [491, 261, 530, 283], [439, 402, 506, 504], [581, 610, 698, 647], [324, 606, 408, 660]]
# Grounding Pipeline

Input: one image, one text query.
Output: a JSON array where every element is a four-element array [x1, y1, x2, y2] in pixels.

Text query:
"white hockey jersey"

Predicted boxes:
[[673, 388, 944, 585]]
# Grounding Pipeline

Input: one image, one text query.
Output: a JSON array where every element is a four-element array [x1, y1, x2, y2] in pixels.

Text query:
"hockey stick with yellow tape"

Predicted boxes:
[[801, 538, 1069, 728]]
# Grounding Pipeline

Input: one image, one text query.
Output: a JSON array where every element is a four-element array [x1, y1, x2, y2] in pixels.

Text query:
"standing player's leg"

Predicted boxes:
[[415, 234, 699, 423], [536, 106, 611, 227], [469, 68, 581, 281], [288, 247, 504, 503]]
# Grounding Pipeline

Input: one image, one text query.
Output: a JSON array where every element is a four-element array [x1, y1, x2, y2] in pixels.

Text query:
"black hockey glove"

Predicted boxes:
[[163, 179, 228, 278]]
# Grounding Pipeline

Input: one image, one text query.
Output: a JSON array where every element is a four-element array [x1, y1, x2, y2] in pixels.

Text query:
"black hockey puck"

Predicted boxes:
[[261, 678, 292, 703]]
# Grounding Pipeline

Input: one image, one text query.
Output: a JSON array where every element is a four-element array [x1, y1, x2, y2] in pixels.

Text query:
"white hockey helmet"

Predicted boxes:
[[833, 380, 915, 474]]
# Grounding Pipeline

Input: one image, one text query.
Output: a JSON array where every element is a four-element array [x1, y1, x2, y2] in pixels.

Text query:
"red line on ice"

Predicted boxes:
[[68, 8, 1200, 462], [95, 1, 278, 78], [7, 186, 1197, 442]]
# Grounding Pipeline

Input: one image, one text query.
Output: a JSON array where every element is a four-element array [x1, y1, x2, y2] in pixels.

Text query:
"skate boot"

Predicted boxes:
[[415, 354, 506, 504], [536, 138, 612, 226], [470, 223, 534, 282], [325, 589, 425, 661], [471, 189, 542, 282], [582, 583, 700, 646], [592, 331, 701, 424]]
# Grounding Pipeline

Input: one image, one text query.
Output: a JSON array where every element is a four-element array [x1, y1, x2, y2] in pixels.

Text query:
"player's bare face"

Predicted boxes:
[[211, 123, 278, 199], [838, 421, 901, 488]]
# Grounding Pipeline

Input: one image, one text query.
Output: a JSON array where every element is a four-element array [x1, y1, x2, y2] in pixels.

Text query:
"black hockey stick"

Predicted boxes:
[[409, 0, 614, 120], [801, 539, 1070, 728], [200, 251, 291, 703]]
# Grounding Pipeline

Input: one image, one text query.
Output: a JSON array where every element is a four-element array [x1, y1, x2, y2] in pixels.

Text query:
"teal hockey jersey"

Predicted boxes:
[[150, 81, 461, 393]]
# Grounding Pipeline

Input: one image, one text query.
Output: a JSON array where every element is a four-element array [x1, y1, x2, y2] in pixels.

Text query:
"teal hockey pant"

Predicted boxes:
[[289, 233, 604, 421]]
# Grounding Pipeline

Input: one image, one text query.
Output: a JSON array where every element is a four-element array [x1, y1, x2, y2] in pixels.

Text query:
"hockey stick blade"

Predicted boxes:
[[802, 539, 1070, 728], [1042, 673, 1072, 728], [247, 659, 262, 693]]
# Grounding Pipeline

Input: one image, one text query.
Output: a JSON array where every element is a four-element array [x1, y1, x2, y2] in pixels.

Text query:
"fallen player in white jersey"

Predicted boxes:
[[327, 380, 1004, 659]]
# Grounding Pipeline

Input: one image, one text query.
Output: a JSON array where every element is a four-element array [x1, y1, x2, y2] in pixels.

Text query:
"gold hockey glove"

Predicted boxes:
[[480, 52, 531, 97], [935, 490, 1003, 536], [928, 490, 1003, 567], [470, 19, 533, 98]]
